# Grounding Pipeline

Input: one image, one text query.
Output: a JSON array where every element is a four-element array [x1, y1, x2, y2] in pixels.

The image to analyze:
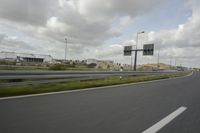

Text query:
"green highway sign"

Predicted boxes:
[[143, 44, 154, 56], [124, 46, 132, 56]]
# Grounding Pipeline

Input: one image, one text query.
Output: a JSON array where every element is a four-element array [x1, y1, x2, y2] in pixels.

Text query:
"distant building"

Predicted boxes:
[[0, 51, 53, 63], [176, 66, 188, 71], [100, 60, 114, 64], [85, 59, 114, 65], [85, 59, 98, 64]]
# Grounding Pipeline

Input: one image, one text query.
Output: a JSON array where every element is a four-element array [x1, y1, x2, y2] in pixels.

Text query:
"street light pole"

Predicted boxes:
[[175, 59, 177, 67], [133, 31, 145, 71], [157, 50, 160, 69], [170, 56, 172, 69], [65, 38, 67, 62], [131, 50, 133, 71]]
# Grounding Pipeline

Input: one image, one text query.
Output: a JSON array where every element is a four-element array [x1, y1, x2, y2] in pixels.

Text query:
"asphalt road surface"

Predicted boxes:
[[0, 71, 199, 133]]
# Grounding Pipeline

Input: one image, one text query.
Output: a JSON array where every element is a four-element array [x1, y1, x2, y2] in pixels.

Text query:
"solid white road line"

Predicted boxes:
[[142, 106, 187, 133]]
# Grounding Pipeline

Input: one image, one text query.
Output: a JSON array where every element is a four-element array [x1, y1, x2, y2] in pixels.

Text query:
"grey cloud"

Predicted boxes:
[[94, 0, 200, 67], [0, 33, 36, 52], [149, 18, 200, 51], [78, 0, 163, 19], [0, 0, 58, 26], [1, 0, 200, 67], [96, 45, 123, 59], [59, 0, 163, 46], [0, 0, 164, 55], [0, 34, 6, 42]]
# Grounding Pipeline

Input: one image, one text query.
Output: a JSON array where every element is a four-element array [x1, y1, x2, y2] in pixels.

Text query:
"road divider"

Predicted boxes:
[[0, 72, 191, 98], [0, 70, 188, 86]]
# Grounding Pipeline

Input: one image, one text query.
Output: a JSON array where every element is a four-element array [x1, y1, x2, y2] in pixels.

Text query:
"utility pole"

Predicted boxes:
[[134, 31, 145, 71], [131, 51, 133, 71], [65, 38, 67, 62], [175, 59, 177, 67], [170, 56, 172, 69], [157, 50, 160, 69]]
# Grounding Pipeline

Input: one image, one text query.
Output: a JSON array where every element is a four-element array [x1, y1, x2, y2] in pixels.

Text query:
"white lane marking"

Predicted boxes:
[[0, 72, 193, 100], [142, 106, 187, 133]]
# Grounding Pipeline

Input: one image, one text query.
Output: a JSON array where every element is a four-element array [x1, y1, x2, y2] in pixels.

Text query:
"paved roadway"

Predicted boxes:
[[0, 72, 199, 133]]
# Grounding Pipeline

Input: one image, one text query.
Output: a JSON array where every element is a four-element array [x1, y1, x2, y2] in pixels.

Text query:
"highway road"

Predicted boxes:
[[0, 72, 199, 133]]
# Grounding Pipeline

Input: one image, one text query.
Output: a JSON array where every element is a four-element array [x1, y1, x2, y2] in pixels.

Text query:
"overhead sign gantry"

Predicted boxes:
[[124, 44, 154, 70]]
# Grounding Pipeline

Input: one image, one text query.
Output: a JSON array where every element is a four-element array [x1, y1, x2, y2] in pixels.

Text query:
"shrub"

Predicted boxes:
[[49, 64, 67, 70], [87, 63, 97, 68]]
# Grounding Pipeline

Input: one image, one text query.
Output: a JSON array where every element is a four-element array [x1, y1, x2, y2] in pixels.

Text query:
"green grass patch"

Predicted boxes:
[[0, 72, 191, 97]]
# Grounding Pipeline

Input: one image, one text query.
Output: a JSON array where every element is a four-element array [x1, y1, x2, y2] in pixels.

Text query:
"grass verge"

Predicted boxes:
[[0, 72, 191, 97]]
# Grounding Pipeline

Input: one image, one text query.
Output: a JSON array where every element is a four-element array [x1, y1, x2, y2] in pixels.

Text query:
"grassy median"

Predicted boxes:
[[0, 72, 191, 97]]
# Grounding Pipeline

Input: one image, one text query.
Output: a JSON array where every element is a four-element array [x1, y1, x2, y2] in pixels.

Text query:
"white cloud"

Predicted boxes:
[[78, 0, 162, 19], [0, 0, 200, 67], [94, 0, 200, 67], [0, 33, 37, 53], [119, 16, 132, 27], [0, 0, 163, 46]]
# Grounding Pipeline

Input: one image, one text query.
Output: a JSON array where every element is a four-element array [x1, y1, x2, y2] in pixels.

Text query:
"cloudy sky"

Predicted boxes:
[[0, 0, 199, 67]]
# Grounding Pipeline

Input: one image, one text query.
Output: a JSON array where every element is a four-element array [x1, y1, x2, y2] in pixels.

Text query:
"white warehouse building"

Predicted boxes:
[[85, 59, 114, 64], [0, 51, 53, 63]]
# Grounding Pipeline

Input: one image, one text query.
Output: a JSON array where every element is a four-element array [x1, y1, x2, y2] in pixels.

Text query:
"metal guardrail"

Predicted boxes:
[[0, 71, 176, 79], [0, 65, 48, 69], [0, 70, 182, 86], [0, 70, 177, 75]]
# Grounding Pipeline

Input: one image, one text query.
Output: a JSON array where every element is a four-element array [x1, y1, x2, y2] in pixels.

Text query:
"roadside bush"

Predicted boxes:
[[49, 64, 77, 70], [87, 63, 97, 68], [49, 64, 67, 70]]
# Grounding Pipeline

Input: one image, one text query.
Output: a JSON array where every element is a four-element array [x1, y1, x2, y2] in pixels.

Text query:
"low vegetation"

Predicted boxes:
[[0, 72, 191, 97], [48, 64, 69, 70], [48, 63, 98, 71]]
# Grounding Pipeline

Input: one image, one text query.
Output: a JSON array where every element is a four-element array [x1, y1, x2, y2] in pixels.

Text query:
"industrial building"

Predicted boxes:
[[0, 51, 53, 63], [85, 59, 114, 64]]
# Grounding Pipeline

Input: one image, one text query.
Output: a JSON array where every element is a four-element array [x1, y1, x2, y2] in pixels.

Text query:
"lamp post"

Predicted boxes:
[[157, 49, 160, 69], [175, 59, 177, 67], [65, 38, 67, 62], [133, 31, 145, 71]]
